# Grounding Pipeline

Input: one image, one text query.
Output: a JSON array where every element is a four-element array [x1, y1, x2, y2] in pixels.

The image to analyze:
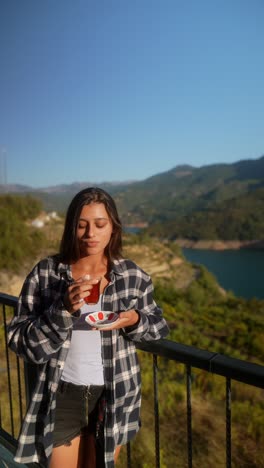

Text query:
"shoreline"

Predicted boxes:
[[173, 239, 264, 251]]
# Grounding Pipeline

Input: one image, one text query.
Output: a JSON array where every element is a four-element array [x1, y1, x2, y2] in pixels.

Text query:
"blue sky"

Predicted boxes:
[[0, 0, 263, 188]]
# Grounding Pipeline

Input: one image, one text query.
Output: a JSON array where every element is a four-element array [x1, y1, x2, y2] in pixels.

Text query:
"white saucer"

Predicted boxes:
[[85, 310, 119, 328]]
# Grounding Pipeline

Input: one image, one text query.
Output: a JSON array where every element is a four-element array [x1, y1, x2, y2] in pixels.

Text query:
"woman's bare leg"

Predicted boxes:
[[49, 435, 81, 468]]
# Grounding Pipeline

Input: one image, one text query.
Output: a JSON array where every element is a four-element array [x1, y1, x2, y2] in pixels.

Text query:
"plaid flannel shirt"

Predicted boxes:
[[8, 255, 169, 467]]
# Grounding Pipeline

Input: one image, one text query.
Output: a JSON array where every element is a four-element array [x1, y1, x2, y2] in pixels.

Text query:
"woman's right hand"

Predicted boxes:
[[63, 277, 99, 313]]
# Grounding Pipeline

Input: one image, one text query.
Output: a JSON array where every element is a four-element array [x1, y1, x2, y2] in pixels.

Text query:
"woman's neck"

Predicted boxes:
[[71, 254, 109, 278]]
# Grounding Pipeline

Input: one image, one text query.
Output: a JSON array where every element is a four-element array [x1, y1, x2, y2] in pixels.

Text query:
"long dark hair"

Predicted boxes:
[[60, 187, 122, 263]]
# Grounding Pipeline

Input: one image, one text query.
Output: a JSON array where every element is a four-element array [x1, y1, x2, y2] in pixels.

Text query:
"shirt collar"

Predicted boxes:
[[54, 255, 124, 279], [55, 257, 72, 281], [111, 259, 126, 276]]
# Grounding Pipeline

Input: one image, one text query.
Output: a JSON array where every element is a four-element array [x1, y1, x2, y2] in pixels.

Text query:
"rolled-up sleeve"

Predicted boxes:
[[8, 261, 74, 364], [123, 274, 169, 342]]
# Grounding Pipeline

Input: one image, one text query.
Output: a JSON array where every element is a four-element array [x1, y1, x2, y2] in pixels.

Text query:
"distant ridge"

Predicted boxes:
[[0, 180, 136, 193], [0, 155, 263, 239], [0, 155, 263, 195]]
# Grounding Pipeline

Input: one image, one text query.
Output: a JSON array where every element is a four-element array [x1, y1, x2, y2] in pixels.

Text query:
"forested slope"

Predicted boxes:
[[145, 187, 264, 241]]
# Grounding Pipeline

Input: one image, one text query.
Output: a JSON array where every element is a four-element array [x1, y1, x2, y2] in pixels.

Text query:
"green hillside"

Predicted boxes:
[[113, 155, 264, 224], [0, 195, 45, 270], [145, 187, 264, 241]]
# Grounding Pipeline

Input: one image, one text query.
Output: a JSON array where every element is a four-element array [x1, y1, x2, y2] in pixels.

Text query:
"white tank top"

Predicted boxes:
[[61, 296, 104, 386]]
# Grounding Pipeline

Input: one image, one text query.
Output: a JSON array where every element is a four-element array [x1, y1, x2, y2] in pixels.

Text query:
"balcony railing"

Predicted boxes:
[[1, 292, 264, 467]]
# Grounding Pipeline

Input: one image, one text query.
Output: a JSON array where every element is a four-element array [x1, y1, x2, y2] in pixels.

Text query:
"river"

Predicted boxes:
[[182, 248, 264, 300]]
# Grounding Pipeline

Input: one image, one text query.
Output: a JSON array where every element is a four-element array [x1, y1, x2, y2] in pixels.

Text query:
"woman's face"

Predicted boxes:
[[77, 203, 113, 258]]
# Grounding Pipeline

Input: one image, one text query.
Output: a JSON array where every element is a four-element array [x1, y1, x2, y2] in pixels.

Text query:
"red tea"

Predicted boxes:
[[84, 281, 100, 304]]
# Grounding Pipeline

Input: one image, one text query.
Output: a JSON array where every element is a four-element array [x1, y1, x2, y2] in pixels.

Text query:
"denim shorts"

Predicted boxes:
[[53, 380, 104, 447]]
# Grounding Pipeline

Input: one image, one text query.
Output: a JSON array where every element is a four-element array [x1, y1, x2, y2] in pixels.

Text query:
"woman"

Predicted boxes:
[[8, 187, 169, 468]]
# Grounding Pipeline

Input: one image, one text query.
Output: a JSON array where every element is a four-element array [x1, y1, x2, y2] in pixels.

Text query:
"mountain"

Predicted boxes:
[[1, 155, 264, 233], [147, 187, 264, 241], [112, 155, 264, 226]]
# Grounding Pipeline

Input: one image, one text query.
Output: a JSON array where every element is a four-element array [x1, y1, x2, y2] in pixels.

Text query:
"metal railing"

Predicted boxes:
[[1, 293, 264, 467], [135, 340, 264, 468]]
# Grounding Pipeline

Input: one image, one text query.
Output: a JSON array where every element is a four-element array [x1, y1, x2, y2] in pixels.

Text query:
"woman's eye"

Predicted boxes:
[[77, 222, 108, 229]]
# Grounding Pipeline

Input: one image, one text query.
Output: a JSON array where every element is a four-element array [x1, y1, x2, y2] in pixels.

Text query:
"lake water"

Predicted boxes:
[[182, 248, 264, 300]]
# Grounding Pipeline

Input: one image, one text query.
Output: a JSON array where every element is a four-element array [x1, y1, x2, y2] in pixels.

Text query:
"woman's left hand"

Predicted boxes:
[[96, 310, 140, 331]]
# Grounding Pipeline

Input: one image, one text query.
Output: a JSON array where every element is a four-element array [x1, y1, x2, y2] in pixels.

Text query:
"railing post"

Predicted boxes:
[[226, 377, 232, 468], [16, 356, 24, 426], [153, 354, 160, 468], [186, 364, 193, 468], [2, 304, 15, 437], [126, 441, 131, 468]]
